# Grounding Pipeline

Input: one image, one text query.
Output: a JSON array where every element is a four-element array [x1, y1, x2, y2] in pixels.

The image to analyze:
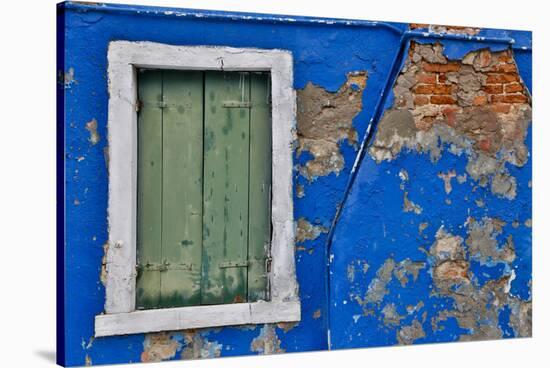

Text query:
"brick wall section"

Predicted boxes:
[[393, 42, 531, 156]]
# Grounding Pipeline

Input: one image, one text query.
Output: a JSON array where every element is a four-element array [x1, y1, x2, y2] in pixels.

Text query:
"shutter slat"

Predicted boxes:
[[247, 73, 271, 302], [136, 70, 163, 309], [201, 71, 250, 305], [160, 70, 204, 308]]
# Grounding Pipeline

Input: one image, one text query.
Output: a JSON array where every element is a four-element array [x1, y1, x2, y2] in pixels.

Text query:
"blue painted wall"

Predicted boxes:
[[58, 2, 531, 366]]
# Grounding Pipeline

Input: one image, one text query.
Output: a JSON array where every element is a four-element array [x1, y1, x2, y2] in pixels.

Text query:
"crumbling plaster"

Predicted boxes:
[[329, 41, 531, 349]]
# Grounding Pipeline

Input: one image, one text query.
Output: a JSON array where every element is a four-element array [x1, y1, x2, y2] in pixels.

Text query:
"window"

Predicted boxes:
[[136, 70, 271, 309], [95, 42, 299, 337]]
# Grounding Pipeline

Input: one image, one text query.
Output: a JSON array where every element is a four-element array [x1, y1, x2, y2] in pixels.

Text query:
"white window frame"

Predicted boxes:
[[95, 41, 299, 337]]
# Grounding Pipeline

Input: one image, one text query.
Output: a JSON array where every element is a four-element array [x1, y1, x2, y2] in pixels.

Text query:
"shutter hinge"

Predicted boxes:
[[265, 256, 272, 273], [219, 260, 249, 269], [222, 101, 251, 108], [137, 260, 194, 272]]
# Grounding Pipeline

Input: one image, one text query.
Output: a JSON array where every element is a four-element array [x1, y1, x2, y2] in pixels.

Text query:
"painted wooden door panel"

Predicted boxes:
[[202, 72, 251, 305], [247, 73, 272, 302], [137, 70, 271, 309], [160, 70, 204, 308], [136, 70, 163, 309]]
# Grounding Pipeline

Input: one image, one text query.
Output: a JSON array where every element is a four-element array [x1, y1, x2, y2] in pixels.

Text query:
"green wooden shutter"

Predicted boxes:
[[247, 73, 271, 302], [136, 70, 163, 309], [160, 70, 204, 308], [201, 71, 251, 305], [136, 70, 271, 309]]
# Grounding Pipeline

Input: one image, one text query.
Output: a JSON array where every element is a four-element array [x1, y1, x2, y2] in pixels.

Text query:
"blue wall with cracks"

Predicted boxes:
[[57, 2, 531, 366]]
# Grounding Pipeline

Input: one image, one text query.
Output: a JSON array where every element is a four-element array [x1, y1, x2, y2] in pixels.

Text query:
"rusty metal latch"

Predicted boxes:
[[222, 101, 251, 108], [265, 256, 272, 273], [219, 260, 249, 269], [137, 260, 193, 272]]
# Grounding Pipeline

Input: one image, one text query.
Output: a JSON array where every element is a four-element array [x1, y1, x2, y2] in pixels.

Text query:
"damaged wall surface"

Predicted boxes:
[[329, 39, 531, 348], [58, 2, 531, 366]]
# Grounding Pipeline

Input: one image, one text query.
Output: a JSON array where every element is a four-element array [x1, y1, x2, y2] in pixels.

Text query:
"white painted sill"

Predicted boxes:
[[95, 301, 300, 337], [95, 41, 300, 337]]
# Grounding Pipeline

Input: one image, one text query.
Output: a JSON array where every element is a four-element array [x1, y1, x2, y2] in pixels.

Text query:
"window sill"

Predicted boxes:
[[95, 300, 300, 337]]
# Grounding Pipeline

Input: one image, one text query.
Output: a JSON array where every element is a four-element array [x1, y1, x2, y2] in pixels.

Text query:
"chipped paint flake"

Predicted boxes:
[[141, 332, 181, 362], [397, 320, 426, 345], [403, 191, 423, 214], [438, 169, 457, 194], [181, 331, 222, 360], [296, 217, 328, 243], [85, 118, 101, 145], [313, 309, 322, 319], [251, 325, 284, 354], [297, 72, 367, 179]]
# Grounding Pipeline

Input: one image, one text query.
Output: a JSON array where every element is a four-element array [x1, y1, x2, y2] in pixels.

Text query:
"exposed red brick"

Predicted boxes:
[[410, 23, 430, 29], [416, 73, 437, 84], [438, 74, 447, 83], [423, 62, 461, 73], [433, 84, 454, 94], [478, 138, 492, 152], [486, 73, 519, 84], [491, 94, 528, 103], [490, 104, 512, 114], [430, 95, 457, 104], [478, 50, 492, 68], [473, 95, 488, 106], [490, 63, 517, 73], [504, 83, 524, 93], [414, 95, 430, 106], [482, 84, 503, 94], [497, 53, 513, 63], [442, 106, 459, 126], [417, 116, 435, 131], [413, 84, 453, 95]]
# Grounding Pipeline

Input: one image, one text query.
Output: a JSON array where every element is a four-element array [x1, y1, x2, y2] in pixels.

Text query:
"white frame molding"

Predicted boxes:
[[95, 41, 299, 337]]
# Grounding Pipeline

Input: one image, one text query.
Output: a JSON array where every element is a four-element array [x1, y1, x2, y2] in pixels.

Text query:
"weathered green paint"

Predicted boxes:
[[247, 73, 272, 302], [137, 70, 271, 309], [136, 70, 163, 309], [202, 72, 251, 305], [160, 70, 204, 307]]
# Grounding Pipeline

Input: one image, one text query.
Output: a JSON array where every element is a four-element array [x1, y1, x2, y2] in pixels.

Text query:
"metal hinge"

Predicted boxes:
[[137, 260, 193, 272], [265, 256, 272, 273], [136, 100, 168, 112], [219, 260, 249, 269], [222, 101, 251, 108]]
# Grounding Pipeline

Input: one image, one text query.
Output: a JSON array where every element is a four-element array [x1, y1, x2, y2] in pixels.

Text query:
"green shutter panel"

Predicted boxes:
[[247, 72, 272, 302], [136, 70, 163, 309], [160, 70, 204, 308], [201, 71, 251, 305], [137, 70, 271, 309]]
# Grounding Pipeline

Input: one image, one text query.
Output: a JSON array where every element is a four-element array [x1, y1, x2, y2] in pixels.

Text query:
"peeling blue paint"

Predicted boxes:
[[58, 1, 531, 366]]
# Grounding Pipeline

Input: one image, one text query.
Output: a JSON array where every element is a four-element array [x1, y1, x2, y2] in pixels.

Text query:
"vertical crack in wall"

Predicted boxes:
[[296, 72, 367, 180]]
